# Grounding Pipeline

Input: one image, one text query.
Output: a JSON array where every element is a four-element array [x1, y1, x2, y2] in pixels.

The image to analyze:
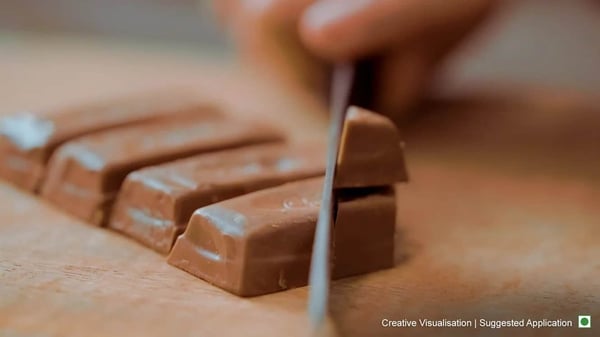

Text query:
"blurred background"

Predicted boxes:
[[0, 0, 599, 92], [0, 1, 226, 48]]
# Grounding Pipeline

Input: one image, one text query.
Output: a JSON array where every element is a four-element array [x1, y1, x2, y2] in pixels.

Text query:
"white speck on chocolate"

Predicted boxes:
[[168, 174, 198, 190], [131, 174, 173, 194], [196, 206, 246, 237], [127, 208, 173, 229], [241, 163, 262, 174], [276, 157, 300, 172], [195, 246, 222, 262], [0, 113, 55, 151], [282, 196, 319, 210], [59, 143, 105, 171], [278, 270, 288, 289], [62, 182, 95, 198]]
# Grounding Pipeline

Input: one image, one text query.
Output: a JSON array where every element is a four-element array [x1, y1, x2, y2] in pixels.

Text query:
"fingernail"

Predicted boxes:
[[303, 0, 372, 31]]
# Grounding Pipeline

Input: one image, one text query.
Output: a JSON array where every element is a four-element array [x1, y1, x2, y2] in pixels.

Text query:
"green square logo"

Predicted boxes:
[[578, 315, 591, 328]]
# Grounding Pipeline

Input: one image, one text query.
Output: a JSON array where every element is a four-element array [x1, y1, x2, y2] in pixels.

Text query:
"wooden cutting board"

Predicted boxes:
[[0, 35, 599, 337]]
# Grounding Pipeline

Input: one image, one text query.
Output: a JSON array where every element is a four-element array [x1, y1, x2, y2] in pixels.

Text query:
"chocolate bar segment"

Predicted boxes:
[[109, 143, 326, 254], [40, 117, 283, 226], [0, 91, 221, 191], [334, 106, 408, 188], [332, 187, 396, 279], [167, 177, 395, 297]]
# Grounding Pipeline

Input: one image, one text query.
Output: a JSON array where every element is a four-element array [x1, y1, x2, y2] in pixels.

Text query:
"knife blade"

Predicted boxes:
[[307, 62, 355, 333]]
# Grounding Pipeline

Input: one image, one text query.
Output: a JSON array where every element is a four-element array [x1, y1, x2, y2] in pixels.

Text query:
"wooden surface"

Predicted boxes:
[[1, 35, 599, 337]]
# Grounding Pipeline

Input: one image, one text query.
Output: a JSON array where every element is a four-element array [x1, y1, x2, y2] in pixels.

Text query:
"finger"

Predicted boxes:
[[240, 0, 316, 23], [376, 48, 434, 122], [299, 0, 495, 61]]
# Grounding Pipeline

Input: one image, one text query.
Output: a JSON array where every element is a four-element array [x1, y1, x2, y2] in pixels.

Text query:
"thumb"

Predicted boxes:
[[299, 0, 494, 61]]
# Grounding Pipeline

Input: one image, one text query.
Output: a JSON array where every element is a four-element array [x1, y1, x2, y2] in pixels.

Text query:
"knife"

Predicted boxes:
[[307, 62, 355, 334], [307, 58, 379, 334]]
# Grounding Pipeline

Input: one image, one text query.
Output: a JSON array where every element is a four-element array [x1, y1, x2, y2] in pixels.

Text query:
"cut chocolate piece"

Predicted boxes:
[[109, 143, 326, 254], [0, 91, 221, 192], [334, 106, 408, 188], [332, 187, 396, 279], [40, 117, 283, 226], [167, 177, 395, 297]]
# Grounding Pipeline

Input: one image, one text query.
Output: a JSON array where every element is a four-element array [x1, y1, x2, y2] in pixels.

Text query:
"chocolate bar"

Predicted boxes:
[[332, 187, 396, 279], [40, 117, 283, 226], [109, 143, 326, 254], [0, 91, 221, 191], [334, 106, 408, 188], [167, 177, 395, 296]]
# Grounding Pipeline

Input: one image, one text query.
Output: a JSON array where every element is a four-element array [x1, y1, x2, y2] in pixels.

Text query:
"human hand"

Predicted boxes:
[[214, 0, 496, 122]]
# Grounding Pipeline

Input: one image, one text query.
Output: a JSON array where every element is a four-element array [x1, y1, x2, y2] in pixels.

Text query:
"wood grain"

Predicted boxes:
[[1, 35, 599, 337]]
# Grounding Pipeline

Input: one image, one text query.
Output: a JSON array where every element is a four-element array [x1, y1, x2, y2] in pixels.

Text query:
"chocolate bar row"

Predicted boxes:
[[0, 90, 223, 192], [0, 92, 408, 296], [165, 106, 407, 296]]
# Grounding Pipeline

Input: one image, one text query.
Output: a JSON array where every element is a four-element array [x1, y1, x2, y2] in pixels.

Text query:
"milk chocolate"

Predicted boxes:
[[109, 143, 326, 254], [0, 92, 221, 192], [40, 117, 283, 226], [334, 106, 408, 188], [332, 187, 396, 279], [167, 177, 395, 296]]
